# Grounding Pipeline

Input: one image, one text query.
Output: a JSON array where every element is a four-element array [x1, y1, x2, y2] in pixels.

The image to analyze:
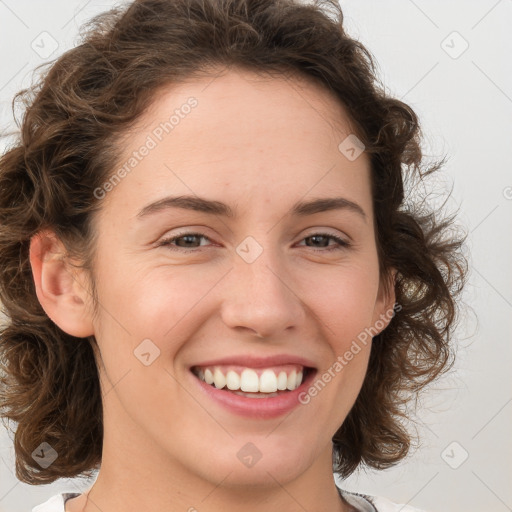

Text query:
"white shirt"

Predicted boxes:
[[32, 485, 429, 512]]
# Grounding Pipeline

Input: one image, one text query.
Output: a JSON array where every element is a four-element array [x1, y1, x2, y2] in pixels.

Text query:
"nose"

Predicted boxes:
[[219, 245, 306, 339]]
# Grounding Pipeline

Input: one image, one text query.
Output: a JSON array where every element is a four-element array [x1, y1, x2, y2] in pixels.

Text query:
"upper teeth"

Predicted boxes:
[[195, 366, 304, 393]]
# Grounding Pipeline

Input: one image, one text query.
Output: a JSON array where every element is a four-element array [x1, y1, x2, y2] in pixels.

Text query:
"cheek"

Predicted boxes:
[[304, 264, 378, 399], [311, 263, 381, 341], [89, 262, 221, 418], [93, 258, 211, 342], [90, 265, 192, 435]]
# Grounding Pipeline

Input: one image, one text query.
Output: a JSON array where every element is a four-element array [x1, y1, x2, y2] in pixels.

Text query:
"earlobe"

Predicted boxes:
[[29, 230, 94, 338]]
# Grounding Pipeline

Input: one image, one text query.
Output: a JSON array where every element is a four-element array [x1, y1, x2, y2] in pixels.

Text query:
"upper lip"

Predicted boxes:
[[190, 354, 317, 369]]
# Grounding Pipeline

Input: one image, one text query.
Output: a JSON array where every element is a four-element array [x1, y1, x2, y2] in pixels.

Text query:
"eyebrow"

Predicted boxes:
[[136, 195, 367, 221]]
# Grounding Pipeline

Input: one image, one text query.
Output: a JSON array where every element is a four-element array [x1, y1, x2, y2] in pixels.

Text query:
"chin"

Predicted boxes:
[[196, 437, 313, 488]]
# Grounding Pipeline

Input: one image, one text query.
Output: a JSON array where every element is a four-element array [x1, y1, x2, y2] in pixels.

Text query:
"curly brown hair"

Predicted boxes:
[[0, 0, 466, 485]]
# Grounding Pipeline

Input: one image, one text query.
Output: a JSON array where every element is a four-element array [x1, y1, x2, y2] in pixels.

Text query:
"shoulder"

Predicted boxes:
[[338, 487, 430, 512], [32, 493, 80, 512]]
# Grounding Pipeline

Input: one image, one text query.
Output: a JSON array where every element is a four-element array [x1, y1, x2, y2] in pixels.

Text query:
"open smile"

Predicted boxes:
[[190, 358, 317, 418]]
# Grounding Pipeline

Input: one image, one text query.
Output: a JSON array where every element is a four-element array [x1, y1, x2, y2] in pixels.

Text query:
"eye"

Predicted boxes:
[[157, 232, 212, 252], [157, 231, 350, 253], [297, 233, 351, 252]]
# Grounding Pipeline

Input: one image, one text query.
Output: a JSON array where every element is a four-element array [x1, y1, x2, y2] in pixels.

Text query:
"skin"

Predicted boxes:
[[30, 66, 395, 512]]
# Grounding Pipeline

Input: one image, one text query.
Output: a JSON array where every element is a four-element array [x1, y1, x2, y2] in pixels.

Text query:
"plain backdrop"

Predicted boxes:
[[0, 1, 511, 511]]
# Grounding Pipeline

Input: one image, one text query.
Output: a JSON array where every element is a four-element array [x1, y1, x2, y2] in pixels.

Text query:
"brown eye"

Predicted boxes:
[[157, 232, 211, 251], [299, 233, 350, 252]]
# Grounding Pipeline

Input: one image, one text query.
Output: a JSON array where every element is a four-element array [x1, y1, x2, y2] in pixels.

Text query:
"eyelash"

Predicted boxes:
[[156, 231, 351, 253]]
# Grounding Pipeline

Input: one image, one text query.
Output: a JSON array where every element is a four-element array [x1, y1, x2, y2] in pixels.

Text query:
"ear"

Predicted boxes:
[[371, 267, 398, 335], [29, 229, 95, 338]]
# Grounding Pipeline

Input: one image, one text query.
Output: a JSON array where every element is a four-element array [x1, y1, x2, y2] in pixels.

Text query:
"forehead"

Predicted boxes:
[[100, 67, 372, 222], [144, 66, 358, 145]]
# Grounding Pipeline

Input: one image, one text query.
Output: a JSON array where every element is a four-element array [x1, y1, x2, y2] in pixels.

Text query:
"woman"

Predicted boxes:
[[0, 0, 466, 511]]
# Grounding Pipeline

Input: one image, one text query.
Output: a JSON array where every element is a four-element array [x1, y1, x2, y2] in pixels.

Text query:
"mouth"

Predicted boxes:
[[191, 364, 314, 398], [189, 360, 317, 418]]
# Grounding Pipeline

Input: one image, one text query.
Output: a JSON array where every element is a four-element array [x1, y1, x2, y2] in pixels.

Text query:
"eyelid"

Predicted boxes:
[[156, 228, 353, 254], [156, 226, 350, 243], [156, 230, 213, 248], [152, 225, 215, 244], [301, 227, 351, 241]]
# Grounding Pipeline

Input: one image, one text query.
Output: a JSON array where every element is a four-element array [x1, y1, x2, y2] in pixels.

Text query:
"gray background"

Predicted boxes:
[[0, 1, 511, 511]]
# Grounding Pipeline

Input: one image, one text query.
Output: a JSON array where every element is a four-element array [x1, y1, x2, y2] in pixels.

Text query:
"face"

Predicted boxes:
[[75, 68, 393, 488]]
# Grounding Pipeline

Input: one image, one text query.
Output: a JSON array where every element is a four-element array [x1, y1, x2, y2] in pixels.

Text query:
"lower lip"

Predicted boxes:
[[191, 370, 316, 419]]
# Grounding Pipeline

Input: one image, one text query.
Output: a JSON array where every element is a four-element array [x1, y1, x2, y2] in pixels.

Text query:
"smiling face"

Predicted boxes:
[[57, 67, 394, 497]]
